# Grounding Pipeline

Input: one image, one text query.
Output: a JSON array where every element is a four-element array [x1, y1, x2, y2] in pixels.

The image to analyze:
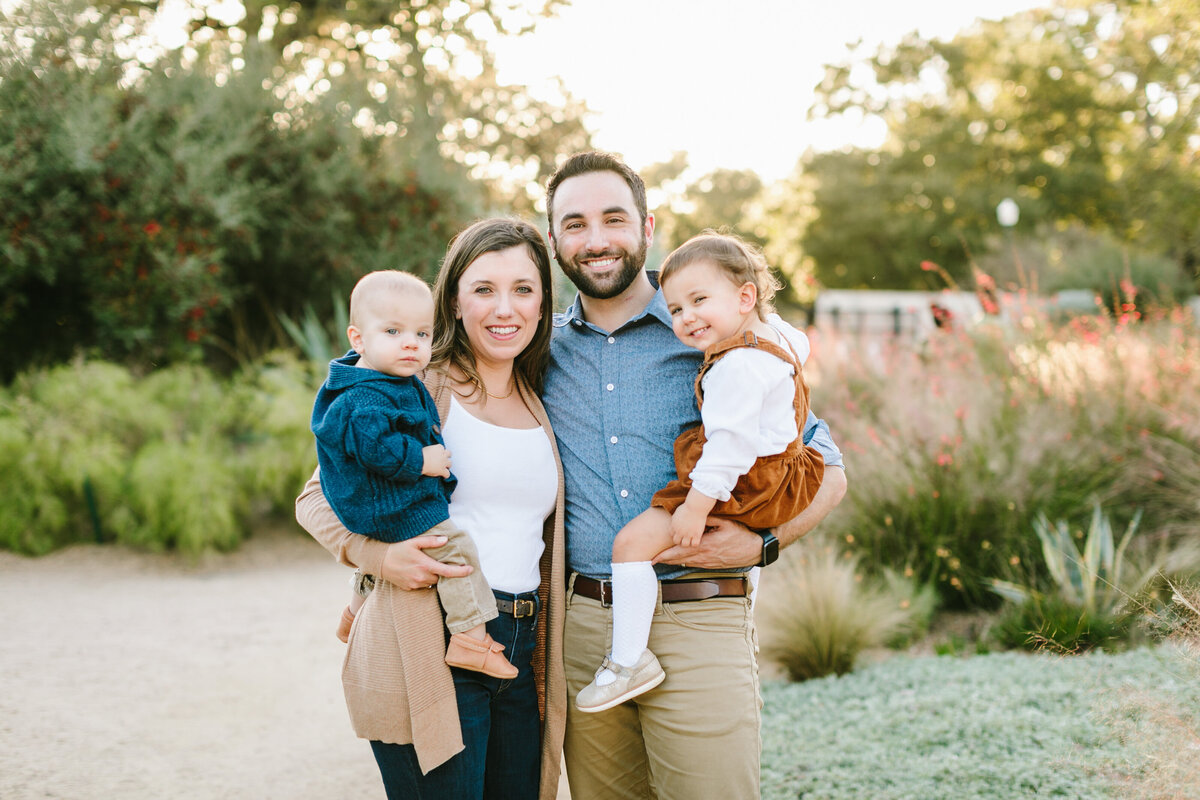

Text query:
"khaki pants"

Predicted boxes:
[[423, 519, 497, 634], [563, 573, 761, 799]]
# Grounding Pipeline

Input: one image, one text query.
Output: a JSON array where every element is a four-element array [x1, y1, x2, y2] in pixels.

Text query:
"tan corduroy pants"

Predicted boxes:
[[423, 519, 498, 634], [562, 573, 761, 799]]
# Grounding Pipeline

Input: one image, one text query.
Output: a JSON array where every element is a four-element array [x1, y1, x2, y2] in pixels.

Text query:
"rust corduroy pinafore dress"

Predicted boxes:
[[650, 330, 825, 528]]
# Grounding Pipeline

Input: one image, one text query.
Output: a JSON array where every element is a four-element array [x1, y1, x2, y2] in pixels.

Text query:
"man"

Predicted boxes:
[[541, 151, 847, 799]]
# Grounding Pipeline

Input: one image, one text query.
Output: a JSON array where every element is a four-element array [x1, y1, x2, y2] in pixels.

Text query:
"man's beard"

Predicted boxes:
[[554, 238, 648, 300]]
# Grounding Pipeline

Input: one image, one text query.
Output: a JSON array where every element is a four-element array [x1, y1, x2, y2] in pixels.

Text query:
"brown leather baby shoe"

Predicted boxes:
[[445, 632, 519, 679]]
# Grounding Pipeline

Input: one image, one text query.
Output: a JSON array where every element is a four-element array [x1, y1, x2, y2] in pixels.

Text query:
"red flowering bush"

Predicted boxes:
[[805, 295, 1200, 608], [0, 5, 468, 380]]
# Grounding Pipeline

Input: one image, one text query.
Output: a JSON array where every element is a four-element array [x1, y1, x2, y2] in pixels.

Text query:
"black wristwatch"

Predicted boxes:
[[758, 531, 779, 567]]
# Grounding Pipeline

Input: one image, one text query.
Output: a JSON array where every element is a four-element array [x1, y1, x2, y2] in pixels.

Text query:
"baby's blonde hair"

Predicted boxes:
[[349, 270, 432, 327], [660, 231, 782, 319]]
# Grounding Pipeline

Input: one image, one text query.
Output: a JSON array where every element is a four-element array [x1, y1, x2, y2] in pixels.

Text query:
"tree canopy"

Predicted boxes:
[[0, 0, 590, 378], [794, 0, 1200, 292]]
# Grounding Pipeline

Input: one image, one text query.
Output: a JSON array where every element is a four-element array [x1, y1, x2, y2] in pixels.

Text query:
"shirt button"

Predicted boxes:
[[607, 336, 615, 344], [609, 436, 618, 444], [606, 383, 614, 391], [620, 489, 629, 498]]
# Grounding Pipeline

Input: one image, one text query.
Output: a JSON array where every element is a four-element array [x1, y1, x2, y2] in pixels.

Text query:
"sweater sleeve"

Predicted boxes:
[[688, 350, 795, 501], [345, 403, 427, 482], [295, 467, 389, 576]]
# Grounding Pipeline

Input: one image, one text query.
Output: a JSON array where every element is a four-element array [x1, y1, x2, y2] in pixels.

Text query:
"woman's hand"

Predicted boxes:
[[380, 535, 474, 590]]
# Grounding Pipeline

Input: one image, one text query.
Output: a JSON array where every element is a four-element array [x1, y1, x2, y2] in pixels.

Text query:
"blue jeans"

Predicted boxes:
[[370, 590, 542, 800]]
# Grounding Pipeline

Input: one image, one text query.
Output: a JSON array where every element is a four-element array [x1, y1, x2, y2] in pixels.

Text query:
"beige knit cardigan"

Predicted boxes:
[[295, 368, 567, 798]]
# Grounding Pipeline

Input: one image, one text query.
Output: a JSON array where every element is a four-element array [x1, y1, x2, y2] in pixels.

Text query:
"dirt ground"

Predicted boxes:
[[0, 524, 570, 799]]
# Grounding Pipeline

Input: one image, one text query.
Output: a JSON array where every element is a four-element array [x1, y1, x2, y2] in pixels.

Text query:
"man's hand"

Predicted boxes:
[[653, 516, 760, 570], [380, 535, 473, 590], [422, 444, 452, 478], [652, 467, 849, 569]]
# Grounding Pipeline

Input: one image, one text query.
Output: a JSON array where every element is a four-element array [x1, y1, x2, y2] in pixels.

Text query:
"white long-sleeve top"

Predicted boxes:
[[687, 315, 810, 502]]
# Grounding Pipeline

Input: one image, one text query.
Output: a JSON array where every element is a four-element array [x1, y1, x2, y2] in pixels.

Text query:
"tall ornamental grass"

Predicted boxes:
[[0, 355, 317, 555], [806, 301, 1200, 609], [759, 542, 936, 681]]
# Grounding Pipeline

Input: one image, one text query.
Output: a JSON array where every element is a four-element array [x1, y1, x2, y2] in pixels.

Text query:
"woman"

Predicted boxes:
[[295, 218, 566, 799]]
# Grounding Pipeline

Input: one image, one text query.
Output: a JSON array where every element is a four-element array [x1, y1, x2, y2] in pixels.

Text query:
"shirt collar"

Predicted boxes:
[[558, 271, 673, 332]]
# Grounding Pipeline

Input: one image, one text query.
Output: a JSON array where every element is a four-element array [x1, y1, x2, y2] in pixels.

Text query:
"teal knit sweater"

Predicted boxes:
[[311, 350, 455, 542]]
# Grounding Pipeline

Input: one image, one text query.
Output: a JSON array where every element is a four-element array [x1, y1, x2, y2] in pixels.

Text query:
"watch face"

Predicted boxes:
[[763, 534, 779, 567]]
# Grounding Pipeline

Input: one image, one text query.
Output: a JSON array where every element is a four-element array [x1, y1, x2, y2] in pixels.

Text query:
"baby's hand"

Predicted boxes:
[[422, 444, 451, 478], [670, 504, 708, 548]]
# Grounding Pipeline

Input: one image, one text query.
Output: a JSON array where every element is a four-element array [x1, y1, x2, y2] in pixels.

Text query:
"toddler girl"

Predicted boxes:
[[575, 232, 826, 712]]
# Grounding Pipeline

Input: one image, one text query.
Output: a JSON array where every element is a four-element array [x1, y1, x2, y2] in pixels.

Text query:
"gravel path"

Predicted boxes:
[[1, 525, 399, 799]]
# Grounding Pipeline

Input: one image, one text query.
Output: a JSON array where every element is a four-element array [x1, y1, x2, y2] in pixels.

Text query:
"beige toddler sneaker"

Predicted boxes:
[[575, 649, 665, 713]]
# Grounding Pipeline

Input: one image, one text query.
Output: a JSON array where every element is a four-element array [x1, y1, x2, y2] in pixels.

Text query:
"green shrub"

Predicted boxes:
[[277, 291, 350, 368], [0, 0, 471, 378], [989, 593, 1137, 653], [882, 569, 939, 648], [0, 356, 316, 555], [988, 499, 1159, 653], [1048, 232, 1194, 311], [759, 544, 928, 681], [229, 353, 321, 516], [810, 310, 1200, 609], [115, 439, 243, 553]]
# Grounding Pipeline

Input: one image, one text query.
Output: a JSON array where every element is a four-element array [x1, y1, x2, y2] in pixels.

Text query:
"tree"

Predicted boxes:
[[799, 0, 1200, 291], [0, 0, 591, 378], [664, 167, 767, 250], [107, 0, 592, 210]]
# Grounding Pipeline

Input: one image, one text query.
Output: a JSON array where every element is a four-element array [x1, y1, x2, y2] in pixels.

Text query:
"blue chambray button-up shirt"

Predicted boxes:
[[542, 273, 843, 580]]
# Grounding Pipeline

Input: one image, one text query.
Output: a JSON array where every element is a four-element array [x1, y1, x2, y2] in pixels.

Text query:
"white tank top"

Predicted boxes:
[[442, 397, 556, 594]]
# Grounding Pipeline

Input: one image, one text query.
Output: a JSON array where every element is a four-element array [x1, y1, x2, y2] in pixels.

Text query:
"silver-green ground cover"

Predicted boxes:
[[761, 647, 1198, 799]]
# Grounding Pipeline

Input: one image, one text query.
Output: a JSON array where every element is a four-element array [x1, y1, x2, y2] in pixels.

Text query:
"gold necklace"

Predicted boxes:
[[451, 378, 515, 401]]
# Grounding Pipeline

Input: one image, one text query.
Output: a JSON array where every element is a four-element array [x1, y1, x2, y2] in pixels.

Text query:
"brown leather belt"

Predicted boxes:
[[571, 573, 748, 607], [494, 592, 540, 619]]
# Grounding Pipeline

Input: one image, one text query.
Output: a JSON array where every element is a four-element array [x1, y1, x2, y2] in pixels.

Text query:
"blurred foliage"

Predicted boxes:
[[0, 0, 588, 379], [663, 168, 767, 249], [1048, 232, 1195, 310], [989, 499, 1158, 653], [761, 647, 1200, 798], [793, 0, 1200, 291], [0, 354, 317, 555], [809, 300, 1200, 609], [89, 0, 590, 209], [989, 592, 1139, 653], [759, 545, 929, 681], [277, 289, 350, 367], [650, 159, 815, 306], [972, 223, 1197, 310]]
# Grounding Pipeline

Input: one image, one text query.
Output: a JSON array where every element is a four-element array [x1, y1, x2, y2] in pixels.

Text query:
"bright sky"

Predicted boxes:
[[492, 0, 1053, 182]]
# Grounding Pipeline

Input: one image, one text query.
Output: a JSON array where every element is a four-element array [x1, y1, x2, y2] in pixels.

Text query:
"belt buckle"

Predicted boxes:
[[513, 598, 536, 618], [598, 578, 612, 608]]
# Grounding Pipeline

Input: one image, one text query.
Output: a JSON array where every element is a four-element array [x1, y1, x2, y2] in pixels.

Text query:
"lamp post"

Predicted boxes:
[[996, 197, 1026, 288]]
